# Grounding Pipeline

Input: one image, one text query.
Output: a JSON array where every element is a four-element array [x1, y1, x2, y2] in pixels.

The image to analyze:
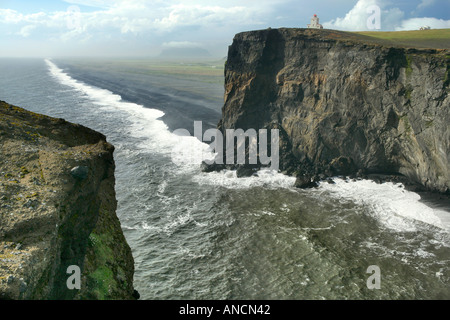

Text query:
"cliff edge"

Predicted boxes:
[[0, 101, 136, 299], [217, 28, 449, 193]]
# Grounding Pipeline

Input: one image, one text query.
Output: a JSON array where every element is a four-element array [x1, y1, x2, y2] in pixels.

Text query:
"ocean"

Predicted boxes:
[[0, 58, 449, 299]]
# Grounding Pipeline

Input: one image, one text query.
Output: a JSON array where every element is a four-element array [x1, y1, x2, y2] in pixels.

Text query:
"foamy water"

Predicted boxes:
[[4, 58, 445, 299], [46, 58, 450, 235], [194, 167, 449, 234], [193, 169, 297, 190], [45, 59, 213, 170], [314, 178, 450, 233]]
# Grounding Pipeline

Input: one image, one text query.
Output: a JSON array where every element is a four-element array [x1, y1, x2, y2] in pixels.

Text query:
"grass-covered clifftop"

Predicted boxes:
[[354, 29, 450, 49], [0, 101, 136, 300]]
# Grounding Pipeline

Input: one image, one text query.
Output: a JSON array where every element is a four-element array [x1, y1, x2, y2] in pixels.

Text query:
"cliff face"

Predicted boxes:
[[219, 28, 449, 193], [0, 101, 136, 300]]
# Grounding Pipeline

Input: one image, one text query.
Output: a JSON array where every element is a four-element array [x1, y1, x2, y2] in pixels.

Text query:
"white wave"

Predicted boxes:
[[141, 213, 193, 236], [192, 168, 297, 190], [45, 59, 212, 169], [315, 178, 450, 232], [157, 180, 168, 194], [45, 59, 450, 235]]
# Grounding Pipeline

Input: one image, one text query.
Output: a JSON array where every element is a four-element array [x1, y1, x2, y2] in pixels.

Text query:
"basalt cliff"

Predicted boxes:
[[0, 101, 137, 300], [214, 28, 449, 193]]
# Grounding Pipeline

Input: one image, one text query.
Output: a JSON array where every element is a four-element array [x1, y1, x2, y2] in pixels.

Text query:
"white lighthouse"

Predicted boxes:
[[307, 14, 323, 29]]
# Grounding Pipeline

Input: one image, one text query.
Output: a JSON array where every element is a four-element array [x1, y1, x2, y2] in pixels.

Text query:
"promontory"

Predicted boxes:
[[0, 101, 137, 300], [211, 28, 449, 193]]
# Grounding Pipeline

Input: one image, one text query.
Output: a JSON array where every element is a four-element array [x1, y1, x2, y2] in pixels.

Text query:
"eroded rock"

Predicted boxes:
[[0, 101, 136, 300], [219, 28, 449, 193]]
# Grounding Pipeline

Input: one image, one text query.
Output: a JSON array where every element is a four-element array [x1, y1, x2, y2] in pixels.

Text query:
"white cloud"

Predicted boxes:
[[323, 0, 450, 31], [323, 0, 404, 31], [0, 2, 262, 37], [417, 0, 435, 10], [151, 4, 253, 32], [18, 25, 36, 37], [0, 8, 23, 23], [0, 9, 46, 24], [62, 0, 115, 8], [395, 17, 450, 30], [0, 9, 52, 29], [1, 0, 447, 57], [61, 2, 261, 36]]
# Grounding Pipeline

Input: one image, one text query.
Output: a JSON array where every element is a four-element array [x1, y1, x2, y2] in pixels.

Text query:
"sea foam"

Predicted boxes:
[[45, 59, 212, 170], [314, 178, 450, 232], [46, 59, 450, 235]]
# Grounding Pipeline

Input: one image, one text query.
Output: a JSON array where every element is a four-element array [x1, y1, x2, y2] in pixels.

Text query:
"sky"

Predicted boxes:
[[0, 0, 449, 58]]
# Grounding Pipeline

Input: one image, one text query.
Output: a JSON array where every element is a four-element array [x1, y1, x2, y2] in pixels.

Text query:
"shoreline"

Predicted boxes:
[[53, 59, 223, 135], [52, 59, 450, 200]]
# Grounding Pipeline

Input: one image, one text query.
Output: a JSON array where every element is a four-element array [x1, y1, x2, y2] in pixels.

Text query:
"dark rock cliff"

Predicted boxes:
[[216, 28, 449, 193], [0, 101, 136, 300]]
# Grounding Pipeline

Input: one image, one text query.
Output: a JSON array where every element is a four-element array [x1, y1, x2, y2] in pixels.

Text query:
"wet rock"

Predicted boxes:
[[132, 289, 140, 300], [294, 175, 318, 189], [200, 161, 225, 173], [236, 165, 258, 178]]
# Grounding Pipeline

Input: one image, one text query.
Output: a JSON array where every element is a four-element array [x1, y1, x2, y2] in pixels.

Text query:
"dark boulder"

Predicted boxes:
[[200, 161, 225, 173], [294, 175, 318, 189], [236, 165, 255, 178]]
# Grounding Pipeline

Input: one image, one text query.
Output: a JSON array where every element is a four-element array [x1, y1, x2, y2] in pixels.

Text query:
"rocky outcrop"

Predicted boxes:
[[215, 28, 449, 193], [0, 101, 137, 300]]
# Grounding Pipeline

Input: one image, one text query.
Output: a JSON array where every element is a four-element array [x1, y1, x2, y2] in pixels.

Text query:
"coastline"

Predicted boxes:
[[52, 59, 450, 202], [53, 59, 223, 135], [1, 57, 449, 300]]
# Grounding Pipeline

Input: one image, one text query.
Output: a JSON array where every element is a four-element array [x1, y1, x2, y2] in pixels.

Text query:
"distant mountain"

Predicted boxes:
[[158, 47, 212, 59]]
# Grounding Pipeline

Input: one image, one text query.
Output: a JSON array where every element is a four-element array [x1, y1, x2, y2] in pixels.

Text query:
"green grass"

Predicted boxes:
[[445, 55, 450, 87], [405, 54, 413, 77], [353, 29, 450, 49], [89, 266, 115, 300]]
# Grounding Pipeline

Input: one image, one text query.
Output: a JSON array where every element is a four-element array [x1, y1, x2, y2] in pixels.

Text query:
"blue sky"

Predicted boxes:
[[0, 0, 449, 57]]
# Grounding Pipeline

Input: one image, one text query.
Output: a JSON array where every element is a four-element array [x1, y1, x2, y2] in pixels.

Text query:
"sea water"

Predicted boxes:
[[0, 58, 449, 299]]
